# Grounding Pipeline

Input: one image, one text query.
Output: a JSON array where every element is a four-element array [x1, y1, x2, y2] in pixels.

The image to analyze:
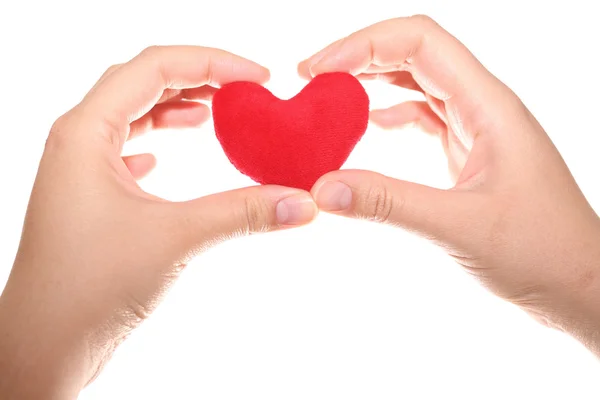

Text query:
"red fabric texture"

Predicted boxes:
[[211, 72, 370, 191]]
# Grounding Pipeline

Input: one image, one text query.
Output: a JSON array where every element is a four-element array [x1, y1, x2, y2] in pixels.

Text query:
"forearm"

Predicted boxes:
[[0, 278, 87, 400], [561, 276, 600, 358], [548, 227, 600, 358]]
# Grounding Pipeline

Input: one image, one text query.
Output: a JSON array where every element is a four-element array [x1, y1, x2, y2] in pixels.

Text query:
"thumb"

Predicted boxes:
[[168, 185, 318, 255], [311, 169, 485, 248]]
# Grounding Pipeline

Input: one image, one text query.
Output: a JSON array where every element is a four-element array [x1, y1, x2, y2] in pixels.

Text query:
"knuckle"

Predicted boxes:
[[408, 14, 440, 43], [140, 45, 163, 58], [46, 106, 123, 151], [203, 53, 215, 84], [241, 196, 272, 234], [45, 110, 76, 150], [409, 14, 437, 27], [121, 297, 153, 329], [49, 111, 71, 135], [388, 15, 440, 64], [362, 184, 396, 223], [104, 64, 120, 75], [138, 45, 167, 85]]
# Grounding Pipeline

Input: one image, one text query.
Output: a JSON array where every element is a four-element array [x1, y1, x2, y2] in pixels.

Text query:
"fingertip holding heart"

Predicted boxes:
[[211, 72, 369, 191]]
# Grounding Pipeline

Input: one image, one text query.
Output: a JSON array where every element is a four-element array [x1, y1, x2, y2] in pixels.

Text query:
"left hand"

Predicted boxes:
[[297, 15, 600, 356]]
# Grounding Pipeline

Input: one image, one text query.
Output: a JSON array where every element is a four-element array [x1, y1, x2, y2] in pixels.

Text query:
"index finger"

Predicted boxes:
[[80, 45, 270, 148], [298, 15, 525, 142]]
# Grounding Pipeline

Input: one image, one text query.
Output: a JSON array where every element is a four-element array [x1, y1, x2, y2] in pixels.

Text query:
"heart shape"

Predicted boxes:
[[211, 72, 370, 191]]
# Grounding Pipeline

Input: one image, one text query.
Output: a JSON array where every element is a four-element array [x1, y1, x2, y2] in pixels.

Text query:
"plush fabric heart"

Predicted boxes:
[[211, 72, 369, 191]]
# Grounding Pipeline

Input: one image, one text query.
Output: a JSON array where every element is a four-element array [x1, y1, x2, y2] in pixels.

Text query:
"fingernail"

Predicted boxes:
[[276, 193, 317, 225], [314, 181, 352, 211], [309, 41, 344, 77], [308, 54, 331, 76], [309, 57, 335, 77]]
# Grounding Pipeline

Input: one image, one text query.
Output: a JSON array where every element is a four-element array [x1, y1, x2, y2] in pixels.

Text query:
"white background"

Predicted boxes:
[[1, 1, 600, 399]]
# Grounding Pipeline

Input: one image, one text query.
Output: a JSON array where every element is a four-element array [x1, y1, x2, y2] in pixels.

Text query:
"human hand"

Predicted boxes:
[[0, 46, 318, 399], [299, 16, 600, 355]]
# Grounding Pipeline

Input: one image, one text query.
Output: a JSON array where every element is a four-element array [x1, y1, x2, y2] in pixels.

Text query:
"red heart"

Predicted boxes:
[[211, 72, 369, 191]]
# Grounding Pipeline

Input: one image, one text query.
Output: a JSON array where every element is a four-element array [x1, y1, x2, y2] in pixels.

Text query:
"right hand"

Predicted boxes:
[[298, 15, 600, 355], [0, 45, 318, 400]]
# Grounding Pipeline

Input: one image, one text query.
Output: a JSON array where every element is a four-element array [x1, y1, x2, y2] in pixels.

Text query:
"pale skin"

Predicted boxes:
[[1, 14, 599, 399]]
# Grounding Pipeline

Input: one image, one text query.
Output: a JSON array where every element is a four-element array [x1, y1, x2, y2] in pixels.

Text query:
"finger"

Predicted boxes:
[[167, 186, 318, 256], [155, 88, 185, 104], [180, 85, 219, 101], [302, 15, 526, 145], [88, 64, 123, 94], [310, 169, 484, 249], [297, 38, 344, 79], [370, 102, 463, 180], [307, 15, 499, 98], [356, 71, 424, 93], [80, 45, 270, 148], [424, 94, 448, 125], [156, 85, 219, 104], [128, 101, 210, 140], [122, 153, 156, 180], [370, 101, 446, 135]]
